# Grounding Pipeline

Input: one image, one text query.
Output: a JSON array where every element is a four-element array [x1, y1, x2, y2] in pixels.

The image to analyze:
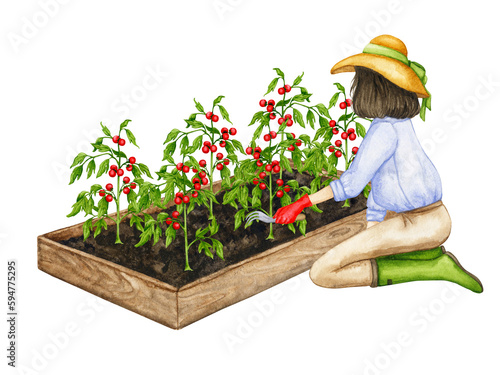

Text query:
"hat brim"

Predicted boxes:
[[331, 53, 429, 99]]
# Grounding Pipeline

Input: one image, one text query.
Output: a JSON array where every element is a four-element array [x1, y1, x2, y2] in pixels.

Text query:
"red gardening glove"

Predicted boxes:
[[273, 194, 312, 224]]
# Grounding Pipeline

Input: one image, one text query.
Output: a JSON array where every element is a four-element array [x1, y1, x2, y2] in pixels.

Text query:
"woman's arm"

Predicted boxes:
[[308, 186, 334, 205], [330, 121, 397, 200]]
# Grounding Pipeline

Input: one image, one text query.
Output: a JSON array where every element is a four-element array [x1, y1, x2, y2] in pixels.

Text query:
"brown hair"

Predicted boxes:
[[350, 66, 420, 119]]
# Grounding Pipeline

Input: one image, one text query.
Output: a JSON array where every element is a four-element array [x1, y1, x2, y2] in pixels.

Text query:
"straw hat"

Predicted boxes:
[[331, 35, 431, 120]]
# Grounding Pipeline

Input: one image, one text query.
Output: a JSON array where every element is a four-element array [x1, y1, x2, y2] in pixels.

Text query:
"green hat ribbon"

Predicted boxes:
[[363, 43, 432, 121]]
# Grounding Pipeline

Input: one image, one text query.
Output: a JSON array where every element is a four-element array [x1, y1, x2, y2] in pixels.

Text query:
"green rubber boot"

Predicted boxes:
[[373, 247, 483, 293], [378, 246, 444, 261]]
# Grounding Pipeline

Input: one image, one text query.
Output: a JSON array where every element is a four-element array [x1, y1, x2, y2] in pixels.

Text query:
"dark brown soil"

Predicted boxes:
[[60, 171, 367, 288]]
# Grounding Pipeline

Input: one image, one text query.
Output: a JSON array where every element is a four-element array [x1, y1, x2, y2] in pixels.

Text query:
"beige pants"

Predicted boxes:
[[309, 201, 452, 288]]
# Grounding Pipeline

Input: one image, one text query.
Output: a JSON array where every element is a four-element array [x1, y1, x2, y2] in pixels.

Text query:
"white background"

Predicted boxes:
[[1, 0, 499, 374]]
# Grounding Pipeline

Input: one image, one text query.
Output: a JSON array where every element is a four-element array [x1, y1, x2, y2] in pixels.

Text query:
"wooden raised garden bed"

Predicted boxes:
[[38, 174, 368, 329]]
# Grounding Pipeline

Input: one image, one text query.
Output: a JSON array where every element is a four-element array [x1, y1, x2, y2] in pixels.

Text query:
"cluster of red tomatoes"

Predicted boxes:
[[166, 204, 183, 230], [328, 127, 359, 157], [99, 155, 138, 202]]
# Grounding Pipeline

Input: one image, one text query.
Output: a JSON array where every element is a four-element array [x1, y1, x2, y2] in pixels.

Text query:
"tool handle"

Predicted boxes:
[[296, 213, 306, 222]]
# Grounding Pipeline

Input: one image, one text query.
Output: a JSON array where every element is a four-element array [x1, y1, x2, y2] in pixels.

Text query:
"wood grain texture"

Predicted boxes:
[[38, 236, 179, 329], [38, 172, 368, 329], [177, 210, 367, 328]]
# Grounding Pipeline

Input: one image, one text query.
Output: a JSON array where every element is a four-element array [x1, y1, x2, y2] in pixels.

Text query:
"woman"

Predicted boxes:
[[273, 35, 483, 293]]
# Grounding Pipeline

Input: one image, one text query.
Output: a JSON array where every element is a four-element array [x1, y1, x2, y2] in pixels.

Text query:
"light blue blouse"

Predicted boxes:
[[330, 117, 442, 222]]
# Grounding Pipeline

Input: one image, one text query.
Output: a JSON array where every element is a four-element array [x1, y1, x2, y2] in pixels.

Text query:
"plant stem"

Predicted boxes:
[[268, 170, 274, 239], [183, 207, 192, 271], [209, 150, 214, 217], [342, 93, 351, 208], [280, 81, 286, 181], [115, 142, 123, 244], [209, 106, 215, 218]]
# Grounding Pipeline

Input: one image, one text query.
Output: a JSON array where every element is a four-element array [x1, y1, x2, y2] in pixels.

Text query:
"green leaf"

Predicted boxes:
[[328, 92, 340, 109], [164, 129, 181, 144], [69, 165, 83, 185], [287, 223, 296, 234], [292, 151, 302, 172], [83, 218, 93, 241], [119, 119, 131, 131], [363, 184, 371, 199], [252, 123, 265, 142], [179, 136, 189, 153], [164, 225, 176, 248], [223, 188, 239, 205], [293, 108, 306, 128], [264, 77, 279, 96], [319, 116, 329, 128], [84, 197, 94, 215], [125, 128, 139, 148], [273, 68, 285, 79], [193, 98, 204, 113], [315, 103, 331, 119], [97, 197, 109, 217], [90, 184, 102, 194], [86, 159, 96, 178], [310, 204, 323, 214], [67, 200, 83, 217], [187, 135, 203, 154], [313, 126, 326, 142], [163, 147, 175, 163], [356, 122, 367, 138], [76, 190, 87, 201], [238, 186, 249, 209], [111, 149, 127, 159], [93, 137, 104, 148], [199, 241, 213, 258], [291, 93, 313, 103], [298, 220, 307, 236], [311, 176, 322, 193], [249, 111, 264, 126], [92, 143, 112, 153], [96, 159, 109, 178], [293, 72, 304, 86], [333, 82, 345, 94], [213, 95, 224, 106], [280, 193, 292, 207], [251, 185, 262, 208], [70, 152, 87, 168], [218, 105, 232, 124], [234, 209, 246, 230], [135, 226, 153, 247], [280, 154, 292, 173], [299, 134, 311, 144], [153, 225, 162, 245], [338, 112, 355, 123], [185, 119, 205, 129], [212, 238, 224, 260], [94, 218, 107, 238], [164, 142, 177, 159], [306, 109, 315, 129], [230, 139, 245, 154], [130, 215, 144, 228], [100, 122, 111, 136]]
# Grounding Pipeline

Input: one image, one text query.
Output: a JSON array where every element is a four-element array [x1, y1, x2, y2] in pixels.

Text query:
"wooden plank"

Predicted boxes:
[[38, 171, 368, 329], [177, 210, 367, 328], [37, 236, 179, 329]]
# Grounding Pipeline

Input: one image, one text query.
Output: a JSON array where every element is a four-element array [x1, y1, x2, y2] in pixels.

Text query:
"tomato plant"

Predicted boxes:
[[134, 155, 221, 271], [67, 120, 152, 244], [162, 96, 244, 217], [225, 69, 331, 239]]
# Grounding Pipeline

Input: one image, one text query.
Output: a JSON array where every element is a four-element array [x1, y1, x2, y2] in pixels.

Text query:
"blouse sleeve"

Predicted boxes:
[[330, 121, 398, 201]]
